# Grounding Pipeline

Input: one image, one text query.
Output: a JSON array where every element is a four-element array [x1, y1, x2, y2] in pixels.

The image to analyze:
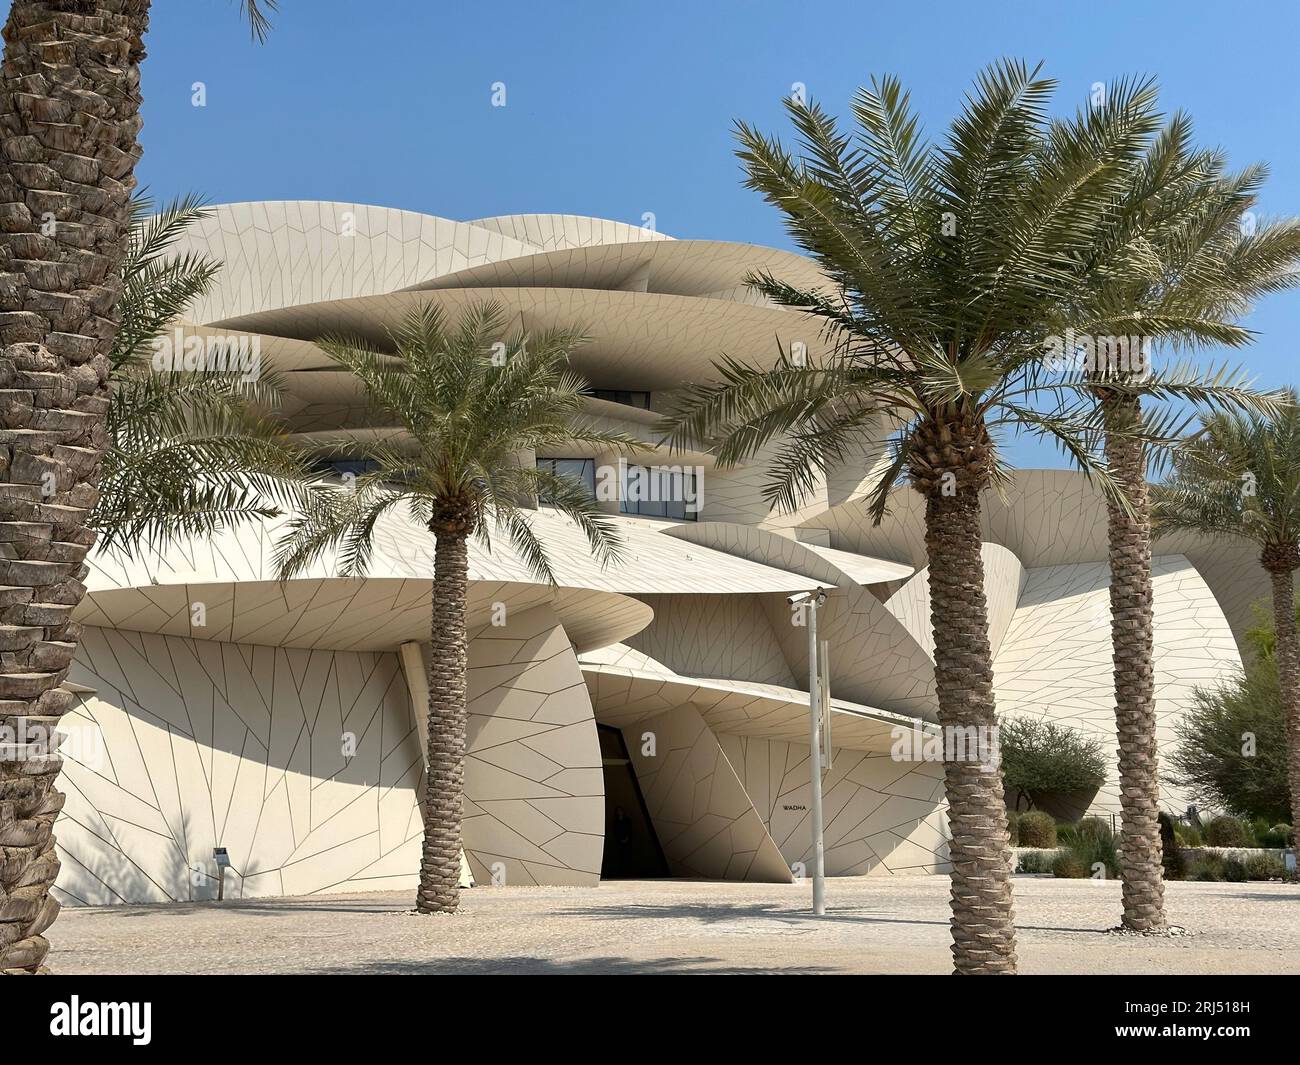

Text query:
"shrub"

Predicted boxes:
[[1187, 853, 1226, 882], [1077, 816, 1112, 840], [1204, 815, 1250, 848], [999, 717, 1107, 810], [1223, 856, 1249, 882], [1173, 821, 1203, 847], [1016, 850, 1055, 874], [1045, 817, 1122, 881], [1052, 851, 1089, 878], [1067, 820, 1121, 881], [1006, 810, 1019, 848], [1245, 853, 1285, 881], [1260, 823, 1295, 848], [1170, 664, 1292, 824], [1018, 810, 1057, 848]]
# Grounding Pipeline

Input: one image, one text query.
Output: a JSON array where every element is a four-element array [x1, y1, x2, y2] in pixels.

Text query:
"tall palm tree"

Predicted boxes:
[[274, 301, 632, 913], [1150, 399, 1300, 843], [662, 61, 1258, 974], [1072, 123, 1300, 932], [97, 194, 315, 550], [0, 0, 274, 975]]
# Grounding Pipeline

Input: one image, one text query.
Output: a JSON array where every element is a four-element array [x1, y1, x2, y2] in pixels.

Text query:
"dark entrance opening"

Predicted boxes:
[[598, 724, 670, 878]]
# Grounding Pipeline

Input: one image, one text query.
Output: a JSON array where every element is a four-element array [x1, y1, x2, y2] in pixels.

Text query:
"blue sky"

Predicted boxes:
[[139, 0, 1300, 466]]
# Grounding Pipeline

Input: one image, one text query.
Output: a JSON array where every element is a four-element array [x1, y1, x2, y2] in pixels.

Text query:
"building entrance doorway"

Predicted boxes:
[[598, 724, 669, 878]]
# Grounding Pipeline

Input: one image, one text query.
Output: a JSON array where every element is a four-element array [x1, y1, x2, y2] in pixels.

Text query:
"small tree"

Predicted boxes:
[[275, 301, 633, 913], [1000, 717, 1107, 811], [1168, 665, 1292, 824]]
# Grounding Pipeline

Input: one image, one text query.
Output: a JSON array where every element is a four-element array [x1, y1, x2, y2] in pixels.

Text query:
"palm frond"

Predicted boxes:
[[238, 0, 278, 42], [272, 301, 626, 582]]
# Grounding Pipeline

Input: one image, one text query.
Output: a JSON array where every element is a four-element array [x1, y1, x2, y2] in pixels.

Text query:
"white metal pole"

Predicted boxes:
[[807, 592, 826, 916]]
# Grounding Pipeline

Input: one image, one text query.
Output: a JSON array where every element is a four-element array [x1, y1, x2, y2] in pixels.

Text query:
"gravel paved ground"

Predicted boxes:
[[49, 875, 1299, 975]]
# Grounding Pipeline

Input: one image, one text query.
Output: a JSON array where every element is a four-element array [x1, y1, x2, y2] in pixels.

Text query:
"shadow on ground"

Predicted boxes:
[[554, 900, 1102, 934], [309, 955, 835, 975], [90, 897, 1107, 937]]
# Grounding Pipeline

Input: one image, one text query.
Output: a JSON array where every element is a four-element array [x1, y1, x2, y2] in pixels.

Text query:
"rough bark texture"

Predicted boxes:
[[1101, 391, 1166, 932], [910, 409, 1017, 974], [417, 525, 469, 913], [923, 485, 1018, 973], [1262, 551, 1300, 843], [0, 1, 148, 975]]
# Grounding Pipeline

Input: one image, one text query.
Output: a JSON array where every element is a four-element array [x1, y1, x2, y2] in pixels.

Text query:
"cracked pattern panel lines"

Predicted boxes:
[[992, 555, 1242, 813], [622, 704, 792, 883], [462, 605, 606, 888], [720, 734, 951, 877], [54, 627, 424, 906]]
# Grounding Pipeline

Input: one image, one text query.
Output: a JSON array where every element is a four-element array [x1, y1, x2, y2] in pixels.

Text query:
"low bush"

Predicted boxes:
[[1069, 820, 1121, 880], [1007, 810, 1020, 848], [1204, 815, 1250, 848], [1018, 810, 1057, 849], [1223, 856, 1249, 883], [1052, 851, 1089, 879], [1245, 852, 1285, 881], [1260, 823, 1294, 848], [1173, 821, 1203, 847], [1015, 850, 1056, 875], [1186, 853, 1227, 882], [1045, 818, 1121, 881], [1077, 816, 1112, 840]]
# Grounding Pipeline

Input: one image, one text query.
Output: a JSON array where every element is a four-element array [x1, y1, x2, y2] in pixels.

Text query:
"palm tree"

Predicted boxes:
[[0, 0, 276, 974], [1072, 122, 1300, 932], [1150, 399, 1300, 844], [661, 60, 1263, 974], [274, 301, 632, 913], [96, 194, 315, 550]]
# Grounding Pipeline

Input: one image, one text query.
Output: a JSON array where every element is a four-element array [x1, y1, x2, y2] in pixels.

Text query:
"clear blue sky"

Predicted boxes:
[[138, 0, 1300, 466]]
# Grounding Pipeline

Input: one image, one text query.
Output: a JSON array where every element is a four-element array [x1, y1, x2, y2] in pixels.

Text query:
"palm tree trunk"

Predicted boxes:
[[0, 1, 148, 974], [417, 527, 469, 913], [1101, 391, 1167, 932], [1263, 556, 1300, 841], [924, 484, 1018, 975]]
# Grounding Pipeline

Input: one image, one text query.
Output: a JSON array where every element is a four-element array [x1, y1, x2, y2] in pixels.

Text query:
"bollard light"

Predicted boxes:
[[213, 847, 231, 901]]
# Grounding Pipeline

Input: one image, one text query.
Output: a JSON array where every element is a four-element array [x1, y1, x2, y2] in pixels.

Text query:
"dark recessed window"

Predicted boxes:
[[619, 464, 699, 521], [311, 457, 381, 478], [591, 389, 651, 409], [535, 457, 596, 502]]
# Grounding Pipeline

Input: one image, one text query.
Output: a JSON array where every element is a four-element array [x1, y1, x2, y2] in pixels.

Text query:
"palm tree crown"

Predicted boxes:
[[1151, 398, 1300, 562], [668, 61, 1264, 519], [274, 301, 631, 581], [96, 195, 316, 552]]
